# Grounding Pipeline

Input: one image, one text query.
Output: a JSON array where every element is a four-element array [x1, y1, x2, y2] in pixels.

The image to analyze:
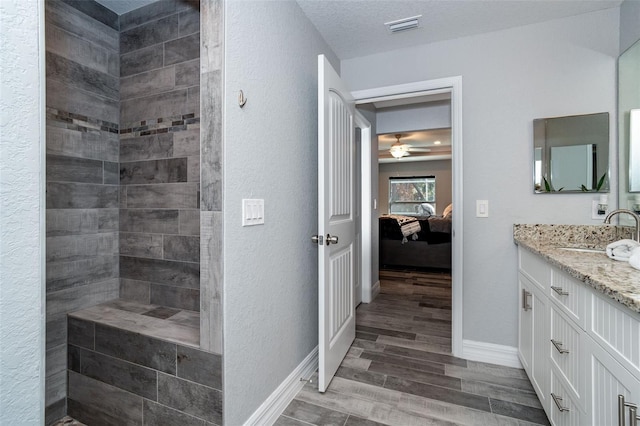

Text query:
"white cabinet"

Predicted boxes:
[[587, 337, 640, 426], [518, 247, 640, 426], [549, 366, 582, 426], [519, 273, 549, 408], [549, 303, 587, 407]]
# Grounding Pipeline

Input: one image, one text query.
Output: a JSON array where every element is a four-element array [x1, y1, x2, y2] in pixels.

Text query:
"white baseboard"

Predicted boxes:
[[461, 339, 522, 369], [371, 280, 380, 300], [243, 346, 318, 426]]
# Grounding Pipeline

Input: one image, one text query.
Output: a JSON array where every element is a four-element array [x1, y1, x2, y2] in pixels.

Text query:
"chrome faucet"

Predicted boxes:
[[603, 209, 640, 242]]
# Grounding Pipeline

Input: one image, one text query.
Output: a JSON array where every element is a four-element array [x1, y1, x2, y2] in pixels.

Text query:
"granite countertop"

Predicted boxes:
[[514, 224, 640, 314]]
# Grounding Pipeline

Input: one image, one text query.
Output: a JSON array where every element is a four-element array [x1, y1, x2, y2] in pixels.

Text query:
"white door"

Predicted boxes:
[[317, 54, 356, 392]]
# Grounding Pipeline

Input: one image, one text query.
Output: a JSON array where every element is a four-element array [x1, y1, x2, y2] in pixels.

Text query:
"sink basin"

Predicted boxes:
[[558, 247, 606, 254]]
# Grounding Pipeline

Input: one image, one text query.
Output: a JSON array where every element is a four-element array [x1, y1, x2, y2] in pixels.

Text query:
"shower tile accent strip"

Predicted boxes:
[[67, 316, 222, 425], [119, 113, 200, 137]]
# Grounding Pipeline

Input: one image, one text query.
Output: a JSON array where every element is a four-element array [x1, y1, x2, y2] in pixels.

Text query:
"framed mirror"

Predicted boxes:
[[619, 38, 640, 214], [533, 112, 609, 193]]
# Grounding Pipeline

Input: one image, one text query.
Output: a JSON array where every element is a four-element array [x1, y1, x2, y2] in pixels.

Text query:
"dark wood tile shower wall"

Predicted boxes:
[[45, 1, 121, 422], [45, 1, 209, 424], [118, 0, 201, 311]]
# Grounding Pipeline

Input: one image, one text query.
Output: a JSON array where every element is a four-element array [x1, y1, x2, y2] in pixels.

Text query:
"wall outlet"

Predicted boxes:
[[591, 200, 609, 220]]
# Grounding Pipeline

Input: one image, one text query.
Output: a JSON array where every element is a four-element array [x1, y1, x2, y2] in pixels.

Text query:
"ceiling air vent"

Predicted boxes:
[[384, 15, 422, 33]]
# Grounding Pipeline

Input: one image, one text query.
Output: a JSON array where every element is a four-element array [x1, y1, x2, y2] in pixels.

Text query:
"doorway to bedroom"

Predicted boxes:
[[353, 82, 459, 358]]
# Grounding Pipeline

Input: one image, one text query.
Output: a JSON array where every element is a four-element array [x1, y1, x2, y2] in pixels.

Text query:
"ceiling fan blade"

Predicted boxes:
[[409, 148, 432, 152]]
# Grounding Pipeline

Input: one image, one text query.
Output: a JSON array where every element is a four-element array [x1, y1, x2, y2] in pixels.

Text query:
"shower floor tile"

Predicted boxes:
[[69, 299, 199, 348]]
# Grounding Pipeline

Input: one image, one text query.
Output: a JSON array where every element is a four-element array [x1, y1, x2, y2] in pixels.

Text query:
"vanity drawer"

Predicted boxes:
[[549, 268, 586, 329], [520, 248, 550, 292], [549, 304, 586, 404], [549, 367, 583, 426]]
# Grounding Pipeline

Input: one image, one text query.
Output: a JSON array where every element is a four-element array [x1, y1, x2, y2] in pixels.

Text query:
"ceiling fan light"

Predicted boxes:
[[389, 144, 407, 159]]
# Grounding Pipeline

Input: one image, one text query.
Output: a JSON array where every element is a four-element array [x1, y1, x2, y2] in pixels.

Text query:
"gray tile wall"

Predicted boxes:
[[45, 1, 120, 423], [67, 318, 222, 425], [119, 0, 201, 312], [46, 2, 223, 424]]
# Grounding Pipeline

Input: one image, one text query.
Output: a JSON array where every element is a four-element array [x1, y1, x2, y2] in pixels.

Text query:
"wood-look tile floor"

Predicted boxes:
[[277, 269, 550, 426]]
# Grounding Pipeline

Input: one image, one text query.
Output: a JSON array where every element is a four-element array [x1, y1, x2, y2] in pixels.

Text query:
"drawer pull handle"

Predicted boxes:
[[551, 286, 569, 296], [551, 393, 570, 412], [630, 406, 639, 426], [551, 339, 570, 354], [619, 395, 639, 426], [522, 289, 532, 311]]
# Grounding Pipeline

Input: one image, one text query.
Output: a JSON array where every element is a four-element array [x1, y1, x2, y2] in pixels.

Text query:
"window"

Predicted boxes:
[[389, 176, 436, 216]]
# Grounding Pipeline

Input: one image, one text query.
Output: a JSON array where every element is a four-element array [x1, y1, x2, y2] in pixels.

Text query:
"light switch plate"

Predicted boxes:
[[591, 200, 609, 220], [476, 200, 489, 218], [242, 199, 264, 226]]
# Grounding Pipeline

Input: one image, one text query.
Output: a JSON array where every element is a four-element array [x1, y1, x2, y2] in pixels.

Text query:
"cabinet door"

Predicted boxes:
[[519, 273, 534, 372], [587, 337, 640, 426], [549, 366, 585, 426], [519, 273, 549, 409], [531, 281, 549, 410], [549, 304, 586, 407]]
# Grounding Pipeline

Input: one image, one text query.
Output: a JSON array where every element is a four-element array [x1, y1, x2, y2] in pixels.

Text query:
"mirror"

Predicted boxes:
[[619, 38, 640, 214], [533, 112, 609, 193]]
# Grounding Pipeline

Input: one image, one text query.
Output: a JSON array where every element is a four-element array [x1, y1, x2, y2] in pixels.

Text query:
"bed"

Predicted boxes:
[[379, 214, 452, 270]]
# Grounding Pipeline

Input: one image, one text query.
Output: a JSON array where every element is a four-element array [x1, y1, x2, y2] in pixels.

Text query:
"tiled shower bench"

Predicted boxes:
[[66, 299, 222, 425]]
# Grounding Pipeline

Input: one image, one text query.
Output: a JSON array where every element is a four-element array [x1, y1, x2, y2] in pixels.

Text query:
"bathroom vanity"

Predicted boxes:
[[514, 225, 640, 426]]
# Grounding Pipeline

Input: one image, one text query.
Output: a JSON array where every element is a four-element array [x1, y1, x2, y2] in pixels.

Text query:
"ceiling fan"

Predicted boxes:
[[385, 134, 431, 159]]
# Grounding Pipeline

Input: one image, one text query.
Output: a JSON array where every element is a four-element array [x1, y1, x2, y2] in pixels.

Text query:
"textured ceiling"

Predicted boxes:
[[296, 0, 622, 60], [94, 0, 158, 15]]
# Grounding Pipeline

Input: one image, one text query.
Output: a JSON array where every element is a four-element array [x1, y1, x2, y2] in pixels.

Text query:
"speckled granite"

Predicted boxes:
[[513, 224, 635, 249], [514, 224, 640, 313]]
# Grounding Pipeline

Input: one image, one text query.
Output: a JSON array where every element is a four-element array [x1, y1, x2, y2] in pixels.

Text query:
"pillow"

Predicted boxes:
[[442, 203, 453, 217]]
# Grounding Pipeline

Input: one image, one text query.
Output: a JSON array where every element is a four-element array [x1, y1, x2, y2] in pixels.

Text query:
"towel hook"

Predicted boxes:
[[238, 90, 247, 108]]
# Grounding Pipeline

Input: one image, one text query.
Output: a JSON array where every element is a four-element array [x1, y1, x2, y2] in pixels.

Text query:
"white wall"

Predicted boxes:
[[379, 160, 452, 216], [223, 1, 339, 424], [377, 101, 451, 134], [620, 0, 640, 52], [0, 0, 46, 423], [342, 8, 620, 347]]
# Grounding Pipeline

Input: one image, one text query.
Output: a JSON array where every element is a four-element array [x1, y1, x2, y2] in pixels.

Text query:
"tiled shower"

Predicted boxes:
[[44, 0, 223, 424]]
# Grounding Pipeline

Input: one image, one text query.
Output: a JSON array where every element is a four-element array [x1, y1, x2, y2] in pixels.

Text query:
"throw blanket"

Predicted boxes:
[[386, 214, 421, 244], [606, 239, 640, 261]]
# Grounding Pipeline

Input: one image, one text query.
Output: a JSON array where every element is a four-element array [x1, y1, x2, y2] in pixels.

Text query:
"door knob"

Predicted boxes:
[[311, 234, 323, 245], [326, 234, 339, 245]]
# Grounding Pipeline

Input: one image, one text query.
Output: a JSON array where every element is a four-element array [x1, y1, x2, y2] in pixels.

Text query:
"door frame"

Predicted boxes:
[[355, 111, 372, 305], [351, 76, 464, 358]]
